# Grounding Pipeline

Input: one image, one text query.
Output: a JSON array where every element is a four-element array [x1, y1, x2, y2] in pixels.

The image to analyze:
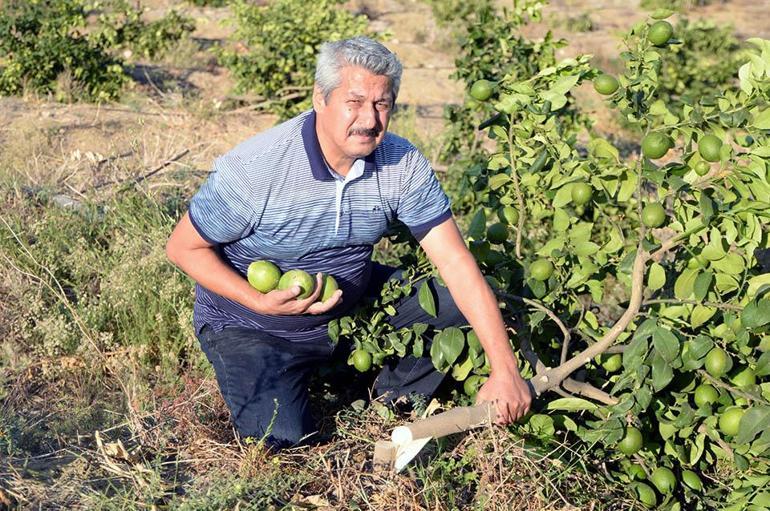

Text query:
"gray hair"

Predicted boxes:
[[315, 37, 402, 104]]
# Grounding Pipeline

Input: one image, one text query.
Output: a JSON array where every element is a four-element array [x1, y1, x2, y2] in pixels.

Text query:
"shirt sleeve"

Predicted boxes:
[[397, 148, 452, 238], [188, 154, 257, 244]]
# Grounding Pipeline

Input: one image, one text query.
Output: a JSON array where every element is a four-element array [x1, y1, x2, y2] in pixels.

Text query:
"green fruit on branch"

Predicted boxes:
[[718, 406, 745, 436], [593, 73, 619, 95], [618, 426, 643, 455], [641, 132, 672, 159], [705, 347, 732, 378], [634, 482, 657, 508], [487, 222, 509, 244], [277, 269, 316, 299], [694, 384, 719, 408], [731, 367, 756, 387], [698, 134, 723, 162], [641, 203, 666, 228], [648, 20, 673, 46], [601, 353, 623, 372], [571, 182, 593, 206], [351, 349, 372, 372], [247, 260, 282, 293], [650, 467, 676, 494], [694, 161, 710, 176], [530, 259, 554, 281], [470, 79, 494, 101], [682, 470, 703, 491], [497, 206, 519, 225]]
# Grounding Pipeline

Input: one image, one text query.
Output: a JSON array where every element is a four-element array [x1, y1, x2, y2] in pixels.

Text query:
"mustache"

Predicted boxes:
[[348, 126, 380, 137]]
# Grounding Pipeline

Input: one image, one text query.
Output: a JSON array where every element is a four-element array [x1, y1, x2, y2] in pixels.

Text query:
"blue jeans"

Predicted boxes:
[[196, 263, 467, 449]]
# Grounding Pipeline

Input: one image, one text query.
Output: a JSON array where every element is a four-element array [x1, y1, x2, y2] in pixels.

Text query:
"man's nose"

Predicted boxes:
[[358, 103, 378, 128]]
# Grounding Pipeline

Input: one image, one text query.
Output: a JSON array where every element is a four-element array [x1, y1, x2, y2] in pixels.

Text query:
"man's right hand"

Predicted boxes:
[[253, 272, 343, 315]]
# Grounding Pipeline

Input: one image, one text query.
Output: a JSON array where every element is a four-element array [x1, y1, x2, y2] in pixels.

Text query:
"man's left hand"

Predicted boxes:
[[476, 369, 533, 425]]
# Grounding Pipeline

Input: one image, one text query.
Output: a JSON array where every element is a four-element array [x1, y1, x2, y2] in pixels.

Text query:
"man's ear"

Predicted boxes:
[[312, 86, 325, 112]]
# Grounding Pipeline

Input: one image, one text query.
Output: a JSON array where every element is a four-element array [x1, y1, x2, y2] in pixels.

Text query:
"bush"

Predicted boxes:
[[0, 0, 194, 101], [217, 0, 373, 118], [657, 18, 745, 110], [0, 0, 126, 101]]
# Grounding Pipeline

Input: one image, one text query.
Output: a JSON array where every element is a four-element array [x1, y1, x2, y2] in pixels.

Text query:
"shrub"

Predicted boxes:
[[217, 0, 373, 118], [0, 0, 194, 101]]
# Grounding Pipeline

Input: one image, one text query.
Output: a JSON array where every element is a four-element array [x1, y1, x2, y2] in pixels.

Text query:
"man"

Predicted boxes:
[[166, 36, 531, 449]]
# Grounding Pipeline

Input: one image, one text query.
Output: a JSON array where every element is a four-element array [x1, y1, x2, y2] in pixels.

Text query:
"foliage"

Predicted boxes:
[[657, 18, 746, 110], [640, 0, 726, 11], [217, 0, 372, 118], [419, 0, 494, 28], [0, 0, 194, 101], [339, 6, 770, 508], [439, 0, 589, 216]]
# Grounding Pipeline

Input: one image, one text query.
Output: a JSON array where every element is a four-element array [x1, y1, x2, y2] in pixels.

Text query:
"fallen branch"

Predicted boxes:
[[89, 148, 190, 191]]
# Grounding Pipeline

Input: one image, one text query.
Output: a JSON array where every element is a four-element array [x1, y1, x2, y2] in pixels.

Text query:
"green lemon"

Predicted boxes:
[[731, 367, 756, 387], [698, 134, 723, 162], [648, 20, 673, 46], [704, 347, 732, 378], [601, 353, 623, 373], [694, 161, 710, 176], [571, 182, 593, 206], [641, 203, 666, 228], [682, 470, 703, 491], [618, 426, 643, 455], [318, 274, 339, 302], [247, 260, 282, 293], [470, 79, 494, 101], [641, 132, 672, 159], [277, 269, 316, 299], [351, 349, 372, 372], [650, 467, 676, 494], [530, 259, 554, 281], [718, 406, 744, 436], [593, 74, 619, 95], [634, 482, 657, 509], [626, 464, 647, 480], [487, 223, 509, 244], [497, 206, 519, 226], [694, 384, 719, 408], [463, 375, 488, 396]]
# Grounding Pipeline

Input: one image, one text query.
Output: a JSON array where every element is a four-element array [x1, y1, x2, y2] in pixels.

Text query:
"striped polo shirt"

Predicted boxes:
[[188, 109, 452, 343]]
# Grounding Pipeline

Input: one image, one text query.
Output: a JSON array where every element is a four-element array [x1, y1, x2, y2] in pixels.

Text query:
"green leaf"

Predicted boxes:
[[648, 262, 666, 291], [681, 335, 714, 371], [546, 398, 598, 412], [653, 327, 680, 362], [755, 351, 770, 377], [691, 305, 717, 328], [674, 269, 700, 300], [651, 353, 674, 391], [588, 138, 619, 161], [752, 109, 770, 130], [437, 327, 464, 367], [488, 173, 510, 190], [746, 273, 770, 299], [418, 280, 437, 318], [699, 192, 715, 224], [451, 355, 474, 381], [468, 209, 486, 239], [574, 241, 600, 257], [736, 406, 770, 444], [693, 271, 713, 301], [742, 299, 770, 329]]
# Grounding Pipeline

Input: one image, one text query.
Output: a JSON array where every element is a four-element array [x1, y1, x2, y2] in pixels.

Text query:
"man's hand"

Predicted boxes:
[[253, 272, 343, 315], [475, 369, 532, 425]]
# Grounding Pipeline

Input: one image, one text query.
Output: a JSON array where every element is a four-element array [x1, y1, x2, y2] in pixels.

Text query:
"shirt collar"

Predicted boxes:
[[302, 110, 376, 182]]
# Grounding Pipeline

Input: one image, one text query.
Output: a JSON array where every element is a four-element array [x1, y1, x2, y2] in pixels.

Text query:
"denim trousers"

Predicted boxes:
[[196, 262, 467, 449]]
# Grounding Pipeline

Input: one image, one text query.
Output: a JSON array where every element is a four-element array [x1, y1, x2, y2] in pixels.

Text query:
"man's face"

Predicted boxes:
[[313, 66, 393, 164]]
